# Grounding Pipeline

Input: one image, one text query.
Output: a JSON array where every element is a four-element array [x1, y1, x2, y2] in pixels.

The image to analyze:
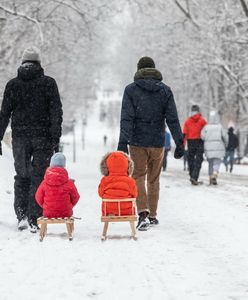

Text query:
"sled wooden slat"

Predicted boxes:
[[101, 198, 137, 241], [37, 217, 76, 241]]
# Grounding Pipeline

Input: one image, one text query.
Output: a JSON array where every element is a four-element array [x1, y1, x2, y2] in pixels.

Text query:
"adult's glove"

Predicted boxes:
[[0, 141, 2, 156], [117, 143, 129, 154], [174, 143, 184, 159]]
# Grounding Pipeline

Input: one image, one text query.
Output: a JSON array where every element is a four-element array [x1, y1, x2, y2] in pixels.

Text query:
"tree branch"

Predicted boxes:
[[239, 0, 248, 17], [0, 4, 44, 44], [173, 0, 200, 29]]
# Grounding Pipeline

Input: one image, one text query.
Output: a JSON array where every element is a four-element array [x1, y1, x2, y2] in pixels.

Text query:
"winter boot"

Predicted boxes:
[[18, 218, 28, 231], [29, 224, 40, 233], [137, 211, 150, 231], [149, 217, 159, 225], [212, 172, 218, 185]]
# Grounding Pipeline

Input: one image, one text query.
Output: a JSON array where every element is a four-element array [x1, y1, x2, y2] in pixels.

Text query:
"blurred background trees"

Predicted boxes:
[[0, 0, 248, 155]]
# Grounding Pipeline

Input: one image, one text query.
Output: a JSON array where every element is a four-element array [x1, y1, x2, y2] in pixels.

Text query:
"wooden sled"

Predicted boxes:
[[101, 198, 137, 241], [37, 217, 78, 241]]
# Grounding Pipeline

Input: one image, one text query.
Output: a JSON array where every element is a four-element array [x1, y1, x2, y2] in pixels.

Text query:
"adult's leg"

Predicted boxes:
[[208, 158, 214, 176], [147, 147, 164, 218], [12, 138, 32, 221], [229, 151, 235, 172], [129, 145, 149, 214], [162, 149, 168, 171], [28, 137, 53, 225], [191, 140, 204, 181], [187, 141, 197, 179], [213, 158, 221, 174]]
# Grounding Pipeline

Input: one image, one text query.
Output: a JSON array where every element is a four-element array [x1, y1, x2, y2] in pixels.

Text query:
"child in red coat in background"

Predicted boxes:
[[36, 152, 80, 218], [98, 151, 138, 216]]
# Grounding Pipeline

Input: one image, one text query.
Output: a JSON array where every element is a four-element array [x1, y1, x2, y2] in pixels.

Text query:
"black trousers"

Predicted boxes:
[[187, 139, 204, 181], [12, 137, 53, 225], [162, 149, 169, 171]]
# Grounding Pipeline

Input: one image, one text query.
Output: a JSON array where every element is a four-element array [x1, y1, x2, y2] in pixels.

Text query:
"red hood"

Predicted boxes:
[[190, 113, 202, 122], [44, 167, 68, 186], [106, 152, 128, 176]]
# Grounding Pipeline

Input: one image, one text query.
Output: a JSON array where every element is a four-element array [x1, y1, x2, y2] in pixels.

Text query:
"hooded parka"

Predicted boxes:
[[36, 167, 80, 218], [98, 151, 137, 216]]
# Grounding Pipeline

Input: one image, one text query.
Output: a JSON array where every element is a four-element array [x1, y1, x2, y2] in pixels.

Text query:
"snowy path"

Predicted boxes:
[[1, 118, 248, 300]]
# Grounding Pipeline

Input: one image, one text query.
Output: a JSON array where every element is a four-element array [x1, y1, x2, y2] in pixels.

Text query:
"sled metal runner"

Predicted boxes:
[[101, 198, 137, 241]]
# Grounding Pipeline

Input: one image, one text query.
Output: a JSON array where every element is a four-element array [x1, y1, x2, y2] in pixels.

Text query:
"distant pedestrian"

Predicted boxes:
[[103, 135, 107, 146], [183, 105, 207, 185], [224, 127, 239, 173], [162, 127, 171, 171], [201, 111, 227, 185], [118, 56, 184, 230], [0, 46, 63, 232]]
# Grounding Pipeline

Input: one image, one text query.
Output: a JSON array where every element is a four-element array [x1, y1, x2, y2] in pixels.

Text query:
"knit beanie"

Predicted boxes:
[[191, 105, 200, 112], [50, 152, 66, 168], [137, 56, 155, 70], [22, 46, 41, 64]]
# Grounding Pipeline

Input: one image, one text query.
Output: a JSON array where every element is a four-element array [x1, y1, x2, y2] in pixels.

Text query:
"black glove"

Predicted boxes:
[[0, 141, 2, 156], [52, 138, 60, 153], [174, 143, 184, 159], [117, 143, 128, 154]]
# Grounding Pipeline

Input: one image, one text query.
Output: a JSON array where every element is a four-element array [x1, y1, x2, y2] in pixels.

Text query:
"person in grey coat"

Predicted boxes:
[[201, 111, 227, 185]]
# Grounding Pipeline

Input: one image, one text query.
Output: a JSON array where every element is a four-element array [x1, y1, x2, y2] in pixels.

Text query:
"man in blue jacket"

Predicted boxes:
[[118, 56, 184, 230]]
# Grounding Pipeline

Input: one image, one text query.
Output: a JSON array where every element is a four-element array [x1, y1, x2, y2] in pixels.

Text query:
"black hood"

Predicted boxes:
[[17, 62, 44, 81], [134, 68, 163, 92]]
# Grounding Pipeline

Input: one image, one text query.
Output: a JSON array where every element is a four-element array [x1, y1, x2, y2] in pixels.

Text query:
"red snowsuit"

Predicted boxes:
[[35, 167, 80, 218], [98, 152, 138, 216]]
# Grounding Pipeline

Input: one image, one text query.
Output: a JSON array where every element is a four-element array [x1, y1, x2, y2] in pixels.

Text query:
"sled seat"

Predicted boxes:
[[37, 217, 75, 241], [101, 198, 137, 240]]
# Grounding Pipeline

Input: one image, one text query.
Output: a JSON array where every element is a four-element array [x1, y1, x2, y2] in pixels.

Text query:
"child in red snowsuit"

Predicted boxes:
[[98, 151, 137, 216], [36, 152, 80, 218]]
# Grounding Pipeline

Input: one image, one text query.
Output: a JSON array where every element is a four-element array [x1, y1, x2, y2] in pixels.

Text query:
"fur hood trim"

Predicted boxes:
[[100, 151, 134, 176]]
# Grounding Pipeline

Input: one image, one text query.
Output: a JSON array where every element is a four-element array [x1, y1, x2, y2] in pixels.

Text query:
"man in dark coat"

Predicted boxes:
[[118, 56, 184, 231], [0, 47, 63, 232], [224, 127, 239, 172]]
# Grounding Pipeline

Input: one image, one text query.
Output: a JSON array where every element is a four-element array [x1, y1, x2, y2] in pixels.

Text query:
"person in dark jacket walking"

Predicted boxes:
[[0, 47, 63, 232], [224, 127, 239, 173], [183, 105, 207, 185], [162, 127, 171, 171], [118, 56, 184, 231]]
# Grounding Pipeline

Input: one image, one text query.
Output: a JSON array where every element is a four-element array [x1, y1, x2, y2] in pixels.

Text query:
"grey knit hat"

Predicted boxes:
[[22, 46, 41, 63], [50, 152, 66, 168], [137, 56, 155, 70]]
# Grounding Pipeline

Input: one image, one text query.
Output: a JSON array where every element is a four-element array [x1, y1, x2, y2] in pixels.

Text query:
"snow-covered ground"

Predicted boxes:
[[0, 107, 248, 300]]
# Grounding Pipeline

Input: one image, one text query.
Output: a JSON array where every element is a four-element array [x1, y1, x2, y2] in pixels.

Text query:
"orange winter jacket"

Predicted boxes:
[[98, 151, 137, 216]]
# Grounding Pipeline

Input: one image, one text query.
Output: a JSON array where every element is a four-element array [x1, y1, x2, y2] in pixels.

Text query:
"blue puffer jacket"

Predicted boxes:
[[118, 68, 183, 149]]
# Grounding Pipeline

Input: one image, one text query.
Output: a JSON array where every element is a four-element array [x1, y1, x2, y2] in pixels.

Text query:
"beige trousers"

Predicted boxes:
[[129, 145, 164, 217]]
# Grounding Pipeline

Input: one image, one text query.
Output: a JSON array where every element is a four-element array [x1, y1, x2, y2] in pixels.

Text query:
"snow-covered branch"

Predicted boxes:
[[0, 4, 44, 44]]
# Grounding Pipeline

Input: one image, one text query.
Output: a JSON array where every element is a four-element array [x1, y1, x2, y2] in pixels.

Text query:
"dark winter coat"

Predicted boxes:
[[226, 128, 239, 151], [0, 62, 62, 141], [35, 167, 80, 218], [118, 68, 183, 149]]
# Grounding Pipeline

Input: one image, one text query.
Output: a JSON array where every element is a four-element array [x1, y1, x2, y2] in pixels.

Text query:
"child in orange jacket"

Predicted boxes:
[[98, 151, 137, 216]]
